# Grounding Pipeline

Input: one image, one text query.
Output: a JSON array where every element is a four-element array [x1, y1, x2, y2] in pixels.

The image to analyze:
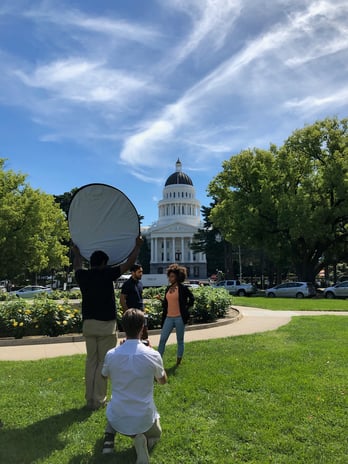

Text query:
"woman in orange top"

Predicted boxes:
[[157, 264, 195, 365]]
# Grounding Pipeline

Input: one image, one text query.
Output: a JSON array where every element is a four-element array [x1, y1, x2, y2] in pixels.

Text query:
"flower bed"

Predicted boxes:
[[0, 298, 81, 338], [0, 287, 233, 339]]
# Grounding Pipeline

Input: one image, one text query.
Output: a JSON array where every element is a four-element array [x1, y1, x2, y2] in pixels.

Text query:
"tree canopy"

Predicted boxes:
[[0, 159, 70, 280], [208, 117, 348, 282]]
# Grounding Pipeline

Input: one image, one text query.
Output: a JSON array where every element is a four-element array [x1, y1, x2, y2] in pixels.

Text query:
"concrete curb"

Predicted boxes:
[[0, 308, 241, 347]]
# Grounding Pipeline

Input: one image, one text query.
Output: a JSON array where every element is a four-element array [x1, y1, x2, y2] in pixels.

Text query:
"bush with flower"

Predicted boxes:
[[0, 297, 82, 338], [0, 286, 232, 338]]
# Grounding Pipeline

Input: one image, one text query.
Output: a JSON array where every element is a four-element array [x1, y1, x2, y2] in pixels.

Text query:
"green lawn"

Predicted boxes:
[[1, 317, 347, 463], [233, 295, 348, 311]]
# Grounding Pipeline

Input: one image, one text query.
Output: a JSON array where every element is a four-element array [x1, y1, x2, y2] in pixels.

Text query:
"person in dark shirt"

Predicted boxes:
[[120, 264, 149, 340], [72, 236, 143, 410]]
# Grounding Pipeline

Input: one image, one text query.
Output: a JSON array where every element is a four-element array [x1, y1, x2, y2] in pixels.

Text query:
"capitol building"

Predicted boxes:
[[146, 159, 207, 278]]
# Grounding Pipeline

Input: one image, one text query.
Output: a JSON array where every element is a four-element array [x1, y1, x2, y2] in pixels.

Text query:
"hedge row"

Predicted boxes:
[[0, 287, 233, 338]]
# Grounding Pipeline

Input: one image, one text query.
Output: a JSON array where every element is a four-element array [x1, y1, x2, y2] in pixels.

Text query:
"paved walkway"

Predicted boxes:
[[1, 306, 347, 361]]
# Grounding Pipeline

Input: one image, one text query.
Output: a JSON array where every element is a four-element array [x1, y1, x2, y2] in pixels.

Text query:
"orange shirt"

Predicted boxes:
[[166, 287, 181, 317]]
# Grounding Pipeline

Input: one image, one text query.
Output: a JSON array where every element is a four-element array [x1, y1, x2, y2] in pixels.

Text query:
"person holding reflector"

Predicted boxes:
[[69, 183, 142, 410]]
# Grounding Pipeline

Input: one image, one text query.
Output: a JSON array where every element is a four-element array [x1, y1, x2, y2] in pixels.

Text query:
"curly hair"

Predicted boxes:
[[166, 263, 187, 283]]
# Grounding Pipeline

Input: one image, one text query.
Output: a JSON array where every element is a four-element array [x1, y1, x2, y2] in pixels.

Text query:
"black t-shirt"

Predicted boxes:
[[75, 266, 121, 321], [121, 277, 144, 310]]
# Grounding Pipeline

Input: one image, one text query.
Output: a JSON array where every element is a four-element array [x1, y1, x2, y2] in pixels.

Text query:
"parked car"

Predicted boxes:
[[324, 281, 348, 299], [266, 282, 316, 298], [184, 282, 200, 289], [212, 280, 257, 296], [10, 285, 52, 298], [69, 286, 81, 292]]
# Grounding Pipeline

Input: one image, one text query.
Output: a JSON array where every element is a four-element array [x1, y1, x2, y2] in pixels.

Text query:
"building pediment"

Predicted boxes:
[[150, 222, 198, 235]]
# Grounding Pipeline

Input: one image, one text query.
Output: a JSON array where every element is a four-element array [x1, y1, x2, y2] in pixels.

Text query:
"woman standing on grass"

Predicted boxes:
[[157, 264, 195, 366]]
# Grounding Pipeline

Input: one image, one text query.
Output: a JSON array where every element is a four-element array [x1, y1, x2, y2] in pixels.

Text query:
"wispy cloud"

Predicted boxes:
[[1, 0, 348, 188], [13, 58, 151, 104], [23, 4, 162, 46], [284, 86, 348, 112], [162, 0, 242, 68], [120, 0, 348, 169]]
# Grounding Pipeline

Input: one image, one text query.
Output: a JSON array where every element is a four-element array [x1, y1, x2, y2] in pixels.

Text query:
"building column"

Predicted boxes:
[[172, 237, 175, 261], [164, 238, 167, 263], [154, 238, 158, 262], [181, 237, 184, 262]]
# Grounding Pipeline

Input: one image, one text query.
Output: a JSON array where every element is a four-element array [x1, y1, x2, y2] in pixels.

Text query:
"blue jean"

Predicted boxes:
[[158, 316, 185, 358]]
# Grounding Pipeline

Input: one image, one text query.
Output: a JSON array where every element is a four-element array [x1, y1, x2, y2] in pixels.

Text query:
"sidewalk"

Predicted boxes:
[[1, 306, 347, 361]]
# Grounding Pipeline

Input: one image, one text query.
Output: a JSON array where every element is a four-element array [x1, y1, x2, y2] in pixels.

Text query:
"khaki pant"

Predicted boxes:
[[106, 417, 162, 440], [83, 319, 117, 409]]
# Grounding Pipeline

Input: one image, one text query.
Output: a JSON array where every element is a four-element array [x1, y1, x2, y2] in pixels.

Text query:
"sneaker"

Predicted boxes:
[[102, 432, 115, 454], [134, 433, 149, 464]]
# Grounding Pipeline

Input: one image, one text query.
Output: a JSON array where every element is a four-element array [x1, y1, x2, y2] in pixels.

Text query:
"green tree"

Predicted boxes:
[[137, 235, 151, 273], [190, 205, 226, 276], [0, 159, 70, 280], [208, 117, 348, 282], [54, 188, 78, 216]]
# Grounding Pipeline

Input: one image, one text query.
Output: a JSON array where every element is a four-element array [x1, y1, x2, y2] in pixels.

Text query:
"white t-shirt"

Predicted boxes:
[[102, 339, 165, 435]]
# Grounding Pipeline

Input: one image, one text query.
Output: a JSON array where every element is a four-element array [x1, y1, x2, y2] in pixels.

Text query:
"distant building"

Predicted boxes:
[[146, 159, 207, 277]]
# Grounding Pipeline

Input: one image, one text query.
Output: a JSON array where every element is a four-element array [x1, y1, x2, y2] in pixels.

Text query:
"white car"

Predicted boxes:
[[324, 281, 348, 299], [266, 282, 316, 298], [10, 285, 53, 298]]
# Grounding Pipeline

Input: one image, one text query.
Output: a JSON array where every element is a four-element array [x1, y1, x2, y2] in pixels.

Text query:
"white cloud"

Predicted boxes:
[[163, 0, 242, 68], [23, 4, 162, 46], [128, 169, 164, 185], [120, 0, 348, 170], [284, 86, 348, 112], [13, 58, 151, 104]]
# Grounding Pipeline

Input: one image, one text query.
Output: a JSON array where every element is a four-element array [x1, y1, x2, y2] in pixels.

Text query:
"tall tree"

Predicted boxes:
[[0, 159, 70, 280], [54, 188, 78, 216], [208, 117, 348, 282], [190, 205, 226, 276]]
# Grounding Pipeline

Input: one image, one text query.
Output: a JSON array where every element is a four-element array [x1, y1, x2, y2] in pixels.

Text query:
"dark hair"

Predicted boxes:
[[122, 309, 145, 337], [130, 264, 143, 272], [166, 263, 187, 283], [90, 250, 109, 267]]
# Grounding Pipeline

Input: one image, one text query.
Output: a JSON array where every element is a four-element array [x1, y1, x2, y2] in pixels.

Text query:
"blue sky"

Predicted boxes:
[[1, 0, 348, 226]]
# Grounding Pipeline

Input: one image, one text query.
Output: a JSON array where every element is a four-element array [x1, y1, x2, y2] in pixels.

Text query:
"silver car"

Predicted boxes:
[[10, 285, 52, 298], [266, 282, 316, 298], [324, 281, 348, 299]]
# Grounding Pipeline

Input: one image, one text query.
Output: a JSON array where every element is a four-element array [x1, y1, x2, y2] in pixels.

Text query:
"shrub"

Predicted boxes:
[[116, 299, 163, 332], [0, 287, 232, 339], [0, 298, 82, 338], [0, 299, 34, 338], [143, 286, 167, 299], [191, 287, 233, 322], [32, 299, 82, 337], [66, 289, 81, 299]]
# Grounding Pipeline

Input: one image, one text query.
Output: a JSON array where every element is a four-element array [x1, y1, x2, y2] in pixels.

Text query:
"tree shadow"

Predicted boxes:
[[0, 407, 92, 463], [68, 436, 137, 463]]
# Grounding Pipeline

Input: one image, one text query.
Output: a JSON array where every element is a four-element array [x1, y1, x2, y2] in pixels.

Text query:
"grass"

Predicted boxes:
[[233, 295, 348, 311], [0, 317, 347, 463]]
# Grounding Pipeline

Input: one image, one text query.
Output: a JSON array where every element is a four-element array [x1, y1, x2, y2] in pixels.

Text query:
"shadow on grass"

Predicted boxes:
[[0, 407, 92, 464], [68, 437, 141, 464], [165, 363, 179, 377]]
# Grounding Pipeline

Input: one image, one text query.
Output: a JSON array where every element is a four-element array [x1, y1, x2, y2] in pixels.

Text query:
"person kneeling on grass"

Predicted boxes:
[[101, 308, 167, 464]]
